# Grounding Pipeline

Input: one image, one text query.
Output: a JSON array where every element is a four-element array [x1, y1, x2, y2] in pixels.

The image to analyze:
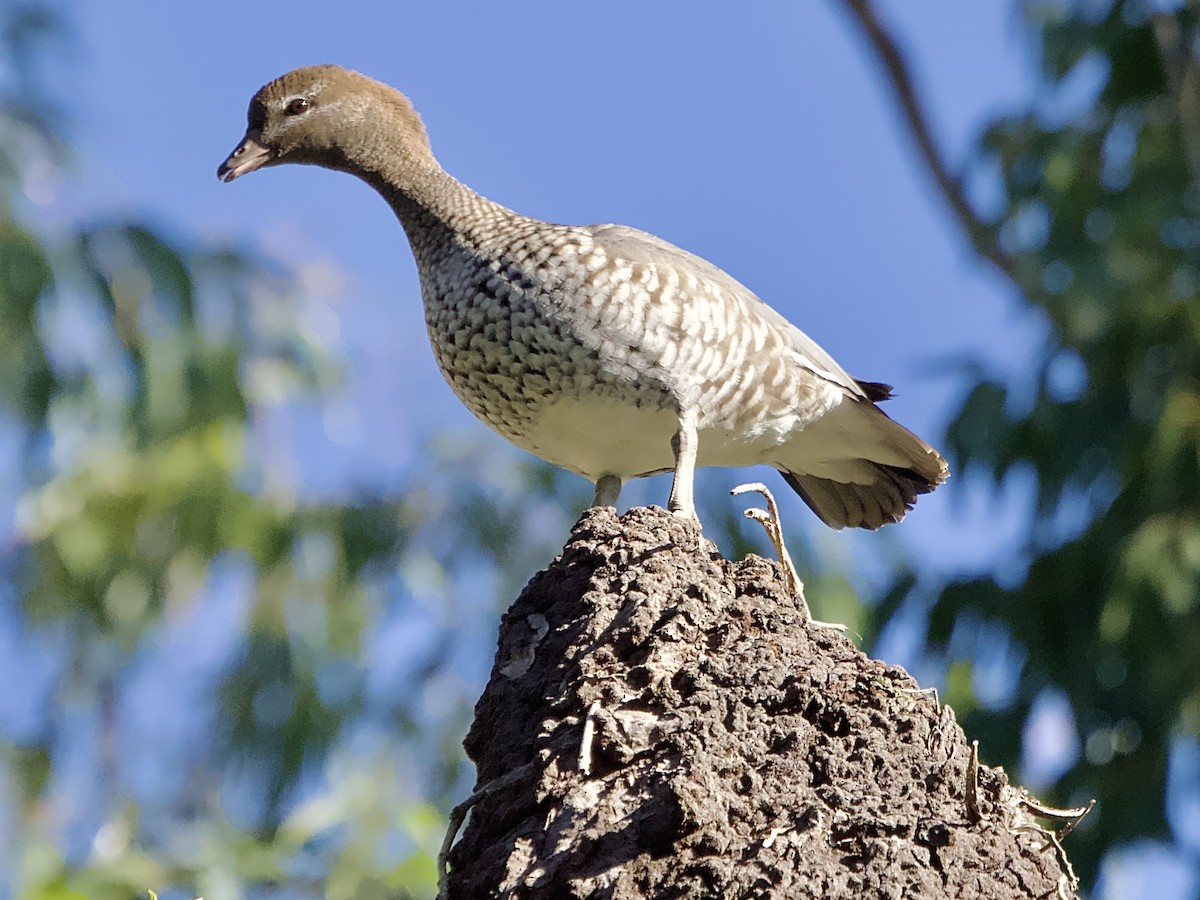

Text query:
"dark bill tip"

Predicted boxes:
[[217, 135, 272, 182]]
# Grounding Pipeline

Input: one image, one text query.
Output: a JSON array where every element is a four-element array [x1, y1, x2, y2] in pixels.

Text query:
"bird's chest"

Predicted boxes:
[[415, 250, 674, 447]]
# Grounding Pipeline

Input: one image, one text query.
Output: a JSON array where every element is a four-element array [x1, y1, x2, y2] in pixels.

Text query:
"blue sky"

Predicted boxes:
[[8, 3, 1199, 896]]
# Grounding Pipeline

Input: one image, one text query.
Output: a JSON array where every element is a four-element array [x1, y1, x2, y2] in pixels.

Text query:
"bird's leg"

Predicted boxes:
[[731, 482, 845, 631], [667, 411, 699, 522], [591, 474, 622, 508]]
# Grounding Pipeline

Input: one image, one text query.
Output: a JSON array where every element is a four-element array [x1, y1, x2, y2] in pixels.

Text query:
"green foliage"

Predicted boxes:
[[10, 0, 1195, 894], [0, 219, 54, 428], [921, 0, 1200, 880], [0, 6, 583, 898]]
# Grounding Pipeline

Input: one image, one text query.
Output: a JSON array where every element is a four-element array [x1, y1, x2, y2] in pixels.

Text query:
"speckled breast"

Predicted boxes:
[[413, 229, 678, 468]]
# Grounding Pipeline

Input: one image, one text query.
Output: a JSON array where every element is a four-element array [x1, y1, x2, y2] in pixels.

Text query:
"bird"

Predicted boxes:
[[218, 65, 948, 529]]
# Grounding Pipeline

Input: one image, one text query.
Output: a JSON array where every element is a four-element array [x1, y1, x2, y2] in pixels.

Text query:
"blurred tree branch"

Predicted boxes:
[[836, 0, 1200, 885], [1151, 13, 1200, 187], [835, 0, 1021, 285]]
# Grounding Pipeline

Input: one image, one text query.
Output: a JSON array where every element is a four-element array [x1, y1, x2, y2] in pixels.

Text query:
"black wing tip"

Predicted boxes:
[[854, 379, 895, 402]]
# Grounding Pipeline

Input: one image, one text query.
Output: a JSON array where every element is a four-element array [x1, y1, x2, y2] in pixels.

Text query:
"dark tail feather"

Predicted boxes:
[[781, 463, 940, 531], [854, 379, 894, 402]]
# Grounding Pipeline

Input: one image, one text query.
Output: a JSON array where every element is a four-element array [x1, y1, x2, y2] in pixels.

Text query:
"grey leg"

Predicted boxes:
[[667, 410, 699, 522], [591, 474, 622, 508]]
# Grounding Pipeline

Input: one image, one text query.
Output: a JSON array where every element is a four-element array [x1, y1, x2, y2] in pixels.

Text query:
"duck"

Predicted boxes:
[[218, 65, 948, 529]]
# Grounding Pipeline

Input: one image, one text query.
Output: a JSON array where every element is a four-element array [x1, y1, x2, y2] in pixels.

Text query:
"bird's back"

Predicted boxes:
[[408, 203, 852, 439]]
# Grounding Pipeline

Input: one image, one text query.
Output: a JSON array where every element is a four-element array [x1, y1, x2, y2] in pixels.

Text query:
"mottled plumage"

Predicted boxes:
[[218, 65, 949, 528]]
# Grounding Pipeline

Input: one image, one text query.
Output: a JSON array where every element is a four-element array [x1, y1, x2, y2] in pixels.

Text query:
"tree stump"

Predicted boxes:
[[445, 506, 1077, 898]]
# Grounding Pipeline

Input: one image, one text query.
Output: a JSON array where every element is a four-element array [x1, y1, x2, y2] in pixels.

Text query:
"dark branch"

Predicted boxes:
[[835, 0, 1021, 286], [1151, 13, 1200, 189]]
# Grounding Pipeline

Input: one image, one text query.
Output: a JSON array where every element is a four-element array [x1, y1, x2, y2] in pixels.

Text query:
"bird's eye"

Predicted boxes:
[[285, 97, 311, 116]]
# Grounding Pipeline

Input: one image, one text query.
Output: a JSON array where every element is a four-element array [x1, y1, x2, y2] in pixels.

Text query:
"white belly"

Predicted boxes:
[[523, 398, 680, 480], [521, 395, 824, 481]]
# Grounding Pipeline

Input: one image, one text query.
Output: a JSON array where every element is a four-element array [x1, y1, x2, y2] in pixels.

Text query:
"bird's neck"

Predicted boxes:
[[354, 144, 518, 256]]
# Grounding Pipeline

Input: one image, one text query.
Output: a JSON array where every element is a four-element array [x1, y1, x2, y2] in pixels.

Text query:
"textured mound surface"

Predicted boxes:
[[448, 507, 1075, 898]]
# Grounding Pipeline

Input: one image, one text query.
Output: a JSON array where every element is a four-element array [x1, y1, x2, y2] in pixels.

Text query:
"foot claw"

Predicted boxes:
[[732, 482, 843, 630]]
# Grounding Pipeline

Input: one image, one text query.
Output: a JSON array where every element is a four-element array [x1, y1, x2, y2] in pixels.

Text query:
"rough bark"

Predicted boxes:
[[445, 506, 1077, 899]]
